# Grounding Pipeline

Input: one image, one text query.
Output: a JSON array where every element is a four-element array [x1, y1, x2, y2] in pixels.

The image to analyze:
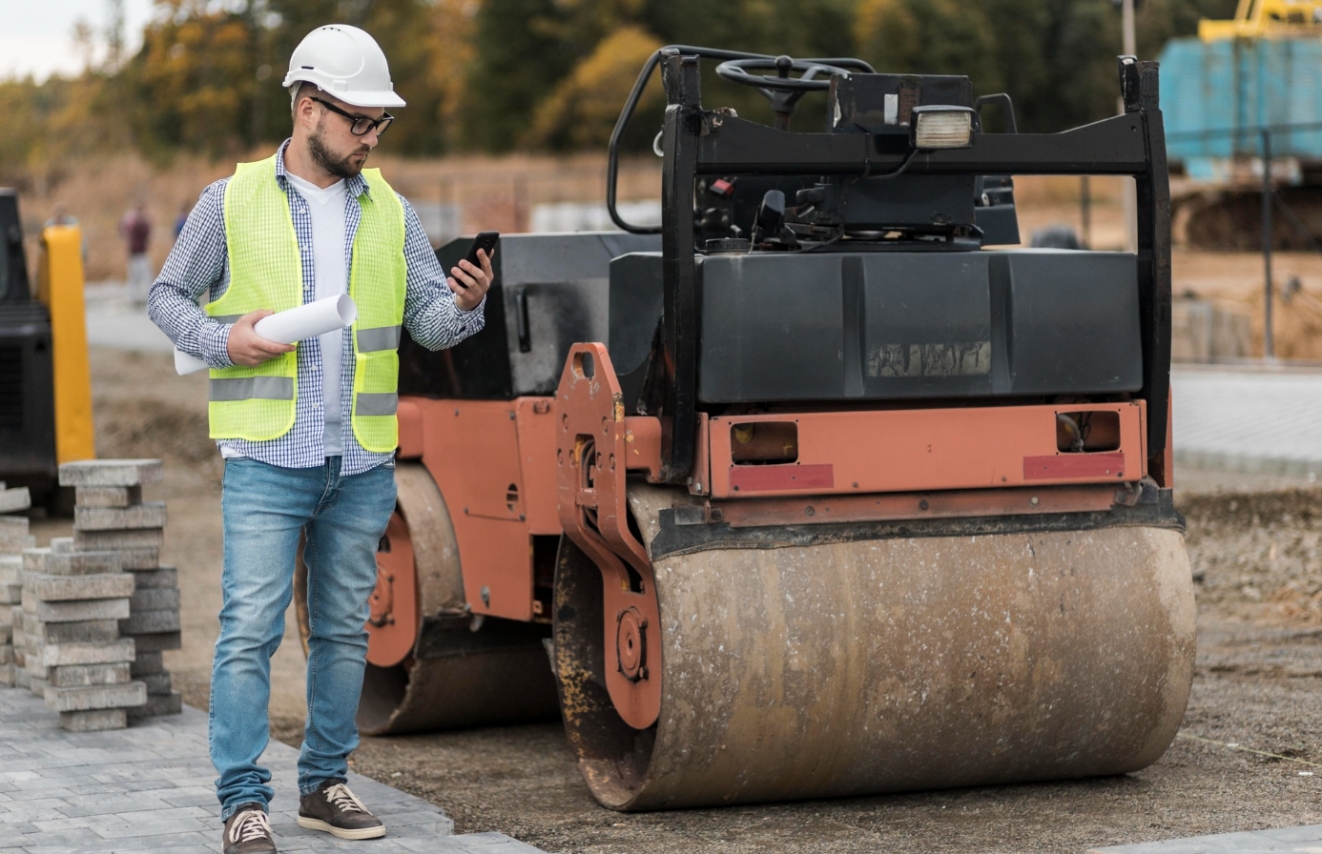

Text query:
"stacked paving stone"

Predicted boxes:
[[0, 484, 36, 687], [19, 544, 144, 731], [60, 459, 182, 721]]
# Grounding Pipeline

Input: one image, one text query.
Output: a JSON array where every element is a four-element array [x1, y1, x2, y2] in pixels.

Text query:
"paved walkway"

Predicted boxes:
[[1091, 823, 1322, 853], [1173, 365, 1322, 477], [0, 686, 546, 854], [83, 282, 173, 353]]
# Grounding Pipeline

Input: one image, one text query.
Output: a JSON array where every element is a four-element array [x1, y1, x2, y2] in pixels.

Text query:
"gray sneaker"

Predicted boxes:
[[297, 781, 386, 840], [223, 804, 276, 854]]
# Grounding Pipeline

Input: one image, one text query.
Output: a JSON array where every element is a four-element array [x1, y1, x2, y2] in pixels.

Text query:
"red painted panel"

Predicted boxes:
[[1023, 452, 1125, 481], [730, 464, 835, 493]]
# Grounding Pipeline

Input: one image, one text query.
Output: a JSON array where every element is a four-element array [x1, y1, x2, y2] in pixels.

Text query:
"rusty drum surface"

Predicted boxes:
[[554, 489, 1195, 811]]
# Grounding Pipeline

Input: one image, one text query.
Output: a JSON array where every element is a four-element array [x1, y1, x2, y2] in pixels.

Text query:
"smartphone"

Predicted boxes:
[[461, 231, 499, 269]]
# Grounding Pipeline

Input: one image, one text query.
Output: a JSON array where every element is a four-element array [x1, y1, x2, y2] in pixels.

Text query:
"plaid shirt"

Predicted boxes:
[[148, 140, 484, 475]]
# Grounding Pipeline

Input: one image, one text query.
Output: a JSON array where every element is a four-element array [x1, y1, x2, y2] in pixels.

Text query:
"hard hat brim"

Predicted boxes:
[[335, 89, 407, 109]]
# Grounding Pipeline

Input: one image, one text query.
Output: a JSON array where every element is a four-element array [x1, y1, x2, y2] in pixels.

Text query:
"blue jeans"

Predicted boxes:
[[211, 456, 396, 820]]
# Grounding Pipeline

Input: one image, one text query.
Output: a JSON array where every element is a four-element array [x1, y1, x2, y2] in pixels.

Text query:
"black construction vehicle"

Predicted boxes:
[[0, 190, 56, 499]]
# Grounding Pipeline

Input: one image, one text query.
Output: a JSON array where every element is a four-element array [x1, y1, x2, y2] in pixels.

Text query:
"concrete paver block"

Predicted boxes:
[[132, 567, 178, 590], [59, 708, 129, 732], [1090, 824, 1322, 853], [73, 528, 164, 552], [37, 598, 131, 624], [0, 554, 18, 584], [0, 533, 35, 553], [74, 503, 168, 532], [127, 690, 181, 719], [130, 588, 180, 611], [24, 572, 136, 602], [131, 651, 163, 676], [115, 547, 161, 570], [26, 619, 122, 645], [41, 550, 125, 576], [40, 638, 136, 667], [45, 680, 146, 712], [0, 487, 31, 514], [58, 459, 163, 488], [127, 631, 182, 652], [119, 610, 180, 635], [49, 662, 131, 688], [138, 671, 170, 694], [75, 485, 143, 508]]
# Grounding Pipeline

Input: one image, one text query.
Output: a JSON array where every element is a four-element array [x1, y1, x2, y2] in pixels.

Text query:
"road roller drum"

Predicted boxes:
[[554, 487, 1194, 810]]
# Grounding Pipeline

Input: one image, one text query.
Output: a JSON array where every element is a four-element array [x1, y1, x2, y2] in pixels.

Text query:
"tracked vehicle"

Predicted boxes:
[[296, 47, 1193, 811]]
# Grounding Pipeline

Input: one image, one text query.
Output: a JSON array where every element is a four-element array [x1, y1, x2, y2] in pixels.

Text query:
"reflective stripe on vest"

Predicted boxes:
[[204, 154, 407, 450], [210, 377, 295, 402], [355, 392, 399, 416], [356, 325, 402, 352]]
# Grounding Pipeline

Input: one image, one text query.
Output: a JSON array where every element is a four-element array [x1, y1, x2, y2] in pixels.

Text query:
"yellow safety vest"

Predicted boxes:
[[206, 154, 407, 453]]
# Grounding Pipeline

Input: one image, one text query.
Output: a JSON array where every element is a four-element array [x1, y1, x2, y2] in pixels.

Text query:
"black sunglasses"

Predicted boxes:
[[310, 97, 394, 137]]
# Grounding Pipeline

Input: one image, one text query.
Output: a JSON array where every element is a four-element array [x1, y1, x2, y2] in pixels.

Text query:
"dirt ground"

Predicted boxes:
[[26, 345, 1322, 854]]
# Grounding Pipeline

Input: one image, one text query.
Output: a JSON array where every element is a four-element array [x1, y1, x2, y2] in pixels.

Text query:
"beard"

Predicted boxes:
[[308, 120, 370, 179]]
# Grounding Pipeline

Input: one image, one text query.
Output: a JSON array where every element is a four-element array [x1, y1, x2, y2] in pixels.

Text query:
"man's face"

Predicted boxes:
[[304, 93, 386, 180]]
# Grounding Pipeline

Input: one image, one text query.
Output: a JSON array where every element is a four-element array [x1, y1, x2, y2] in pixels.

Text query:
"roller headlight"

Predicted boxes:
[[910, 106, 975, 150]]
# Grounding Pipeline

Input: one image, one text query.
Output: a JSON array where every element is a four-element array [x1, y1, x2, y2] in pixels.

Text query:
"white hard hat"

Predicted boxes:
[[282, 24, 405, 109]]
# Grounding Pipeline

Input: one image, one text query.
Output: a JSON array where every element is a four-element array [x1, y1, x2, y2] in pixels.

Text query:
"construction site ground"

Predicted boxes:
[[32, 322, 1322, 852]]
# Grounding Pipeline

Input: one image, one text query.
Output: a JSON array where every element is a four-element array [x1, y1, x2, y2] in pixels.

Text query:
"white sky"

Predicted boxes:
[[0, 0, 157, 81]]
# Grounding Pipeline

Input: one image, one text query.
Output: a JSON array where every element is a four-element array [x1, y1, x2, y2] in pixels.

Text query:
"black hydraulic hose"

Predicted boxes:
[[606, 46, 875, 234]]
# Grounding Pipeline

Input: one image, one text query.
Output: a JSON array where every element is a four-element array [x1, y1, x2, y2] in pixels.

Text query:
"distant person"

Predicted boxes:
[[147, 23, 492, 854], [45, 203, 88, 268], [44, 203, 78, 229], [173, 201, 190, 241], [120, 202, 153, 304]]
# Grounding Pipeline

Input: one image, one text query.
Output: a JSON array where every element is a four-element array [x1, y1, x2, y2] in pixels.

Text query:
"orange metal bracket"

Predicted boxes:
[[366, 510, 420, 667], [556, 343, 661, 730]]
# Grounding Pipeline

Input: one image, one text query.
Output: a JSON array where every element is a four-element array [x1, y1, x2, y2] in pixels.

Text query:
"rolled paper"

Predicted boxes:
[[174, 294, 358, 375]]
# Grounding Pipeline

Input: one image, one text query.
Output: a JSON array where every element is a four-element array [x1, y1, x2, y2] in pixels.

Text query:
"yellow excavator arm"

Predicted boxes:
[[1200, 0, 1322, 40], [36, 225, 94, 465]]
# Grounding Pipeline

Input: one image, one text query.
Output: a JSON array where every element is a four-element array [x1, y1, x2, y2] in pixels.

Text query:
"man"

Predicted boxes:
[[148, 24, 493, 854], [121, 201, 153, 304]]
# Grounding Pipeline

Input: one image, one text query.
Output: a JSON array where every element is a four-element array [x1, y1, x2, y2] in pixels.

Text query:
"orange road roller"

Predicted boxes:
[[297, 47, 1194, 811]]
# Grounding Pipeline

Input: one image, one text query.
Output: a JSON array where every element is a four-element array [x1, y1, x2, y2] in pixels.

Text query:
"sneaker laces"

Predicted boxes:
[[324, 783, 369, 816], [229, 809, 271, 843]]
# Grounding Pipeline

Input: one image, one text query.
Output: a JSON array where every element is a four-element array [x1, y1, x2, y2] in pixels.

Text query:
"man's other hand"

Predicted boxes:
[[226, 310, 296, 367], [449, 248, 494, 311]]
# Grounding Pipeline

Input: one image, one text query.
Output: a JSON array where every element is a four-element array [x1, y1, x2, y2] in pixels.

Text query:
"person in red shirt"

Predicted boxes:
[[121, 202, 153, 305]]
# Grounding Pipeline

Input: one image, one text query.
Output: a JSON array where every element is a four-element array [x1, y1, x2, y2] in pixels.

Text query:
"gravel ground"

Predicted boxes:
[[28, 347, 1322, 854]]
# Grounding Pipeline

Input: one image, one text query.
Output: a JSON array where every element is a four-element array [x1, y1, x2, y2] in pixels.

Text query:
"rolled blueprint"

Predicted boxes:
[[173, 294, 358, 375]]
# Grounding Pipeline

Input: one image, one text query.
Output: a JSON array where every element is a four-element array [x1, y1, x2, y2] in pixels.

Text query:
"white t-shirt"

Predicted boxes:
[[285, 171, 349, 456]]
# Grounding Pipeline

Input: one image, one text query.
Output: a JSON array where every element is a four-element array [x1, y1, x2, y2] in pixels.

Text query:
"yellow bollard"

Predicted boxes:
[[37, 225, 95, 464]]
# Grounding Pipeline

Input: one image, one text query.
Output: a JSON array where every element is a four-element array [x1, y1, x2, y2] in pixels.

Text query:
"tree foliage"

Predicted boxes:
[[0, 0, 1243, 170]]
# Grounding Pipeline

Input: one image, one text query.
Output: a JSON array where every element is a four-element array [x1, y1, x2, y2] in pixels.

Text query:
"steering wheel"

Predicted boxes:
[[716, 55, 873, 129]]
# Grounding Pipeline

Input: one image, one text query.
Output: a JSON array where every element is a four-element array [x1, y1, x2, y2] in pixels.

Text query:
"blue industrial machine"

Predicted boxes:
[[1159, 0, 1322, 247]]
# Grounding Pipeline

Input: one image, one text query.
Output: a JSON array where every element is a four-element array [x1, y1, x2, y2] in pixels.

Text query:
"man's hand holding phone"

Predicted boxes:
[[450, 231, 497, 311]]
